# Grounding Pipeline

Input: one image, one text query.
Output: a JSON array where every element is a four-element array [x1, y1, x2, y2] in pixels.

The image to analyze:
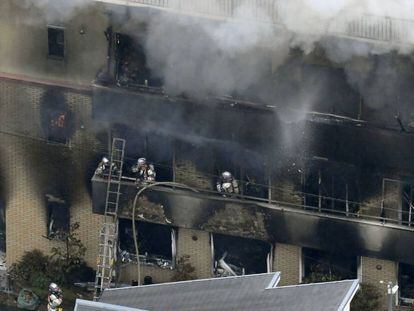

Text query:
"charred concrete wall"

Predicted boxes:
[[0, 77, 103, 267], [0, 0, 108, 85]]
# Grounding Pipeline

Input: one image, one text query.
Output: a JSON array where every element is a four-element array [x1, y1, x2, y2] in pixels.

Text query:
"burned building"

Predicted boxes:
[[1, 0, 414, 309]]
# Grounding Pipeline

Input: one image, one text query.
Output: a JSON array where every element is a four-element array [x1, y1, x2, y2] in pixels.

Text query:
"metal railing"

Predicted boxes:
[[97, 0, 414, 44], [96, 160, 414, 228], [342, 15, 413, 43], [124, 0, 280, 23]]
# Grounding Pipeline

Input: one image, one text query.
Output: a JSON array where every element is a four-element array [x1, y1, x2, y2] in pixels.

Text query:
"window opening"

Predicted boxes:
[[46, 194, 69, 239], [119, 219, 175, 269], [212, 233, 271, 277], [302, 247, 357, 283], [48, 26, 65, 59]]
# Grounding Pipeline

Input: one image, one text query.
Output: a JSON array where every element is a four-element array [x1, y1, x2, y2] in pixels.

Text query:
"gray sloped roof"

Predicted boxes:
[[98, 272, 359, 311], [74, 299, 148, 311]]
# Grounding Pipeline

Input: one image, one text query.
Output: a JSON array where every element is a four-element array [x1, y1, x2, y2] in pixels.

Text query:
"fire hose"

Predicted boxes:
[[132, 182, 198, 285]]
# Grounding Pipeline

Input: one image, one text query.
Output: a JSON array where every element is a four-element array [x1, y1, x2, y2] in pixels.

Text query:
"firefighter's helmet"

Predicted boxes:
[[102, 157, 109, 164], [221, 171, 232, 180], [137, 158, 147, 166]]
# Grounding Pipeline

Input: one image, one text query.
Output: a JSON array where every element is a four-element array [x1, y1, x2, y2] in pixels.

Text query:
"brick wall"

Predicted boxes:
[[177, 228, 212, 279], [118, 264, 174, 285], [360, 256, 398, 310], [0, 78, 102, 268], [273, 243, 302, 285]]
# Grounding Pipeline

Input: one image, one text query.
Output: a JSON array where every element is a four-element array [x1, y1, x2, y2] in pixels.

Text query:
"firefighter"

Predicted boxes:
[[132, 157, 156, 183], [95, 157, 118, 177], [47, 283, 63, 311], [216, 171, 239, 196]]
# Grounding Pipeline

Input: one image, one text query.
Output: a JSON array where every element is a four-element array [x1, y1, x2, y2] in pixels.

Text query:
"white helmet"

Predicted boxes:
[[137, 157, 146, 166], [222, 171, 232, 180], [49, 282, 59, 293], [102, 157, 109, 164]]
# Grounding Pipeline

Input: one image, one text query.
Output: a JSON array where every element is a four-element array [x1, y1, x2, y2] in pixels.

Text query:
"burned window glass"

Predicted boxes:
[[119, 219, 175, 268], [213, 233, 271, 277], [46, 194, 69, 239], [48, 27, 65, 59], [400, 263, 414, 305], [302, 248, 357, 283]]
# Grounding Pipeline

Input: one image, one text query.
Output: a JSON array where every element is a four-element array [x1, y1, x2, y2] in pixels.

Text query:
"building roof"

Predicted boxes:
[[74, 299, 148, 311], [97, 272, 359, 311]]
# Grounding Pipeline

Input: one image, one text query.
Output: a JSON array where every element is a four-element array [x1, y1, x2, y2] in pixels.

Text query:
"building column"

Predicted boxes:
[[177, 228, 212, 279], [273, 243, 302, 286], [359, 256, 398, 309]]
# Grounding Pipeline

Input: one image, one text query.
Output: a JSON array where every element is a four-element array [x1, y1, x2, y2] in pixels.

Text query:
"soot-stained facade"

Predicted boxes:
[[2, 0, 414, 308]]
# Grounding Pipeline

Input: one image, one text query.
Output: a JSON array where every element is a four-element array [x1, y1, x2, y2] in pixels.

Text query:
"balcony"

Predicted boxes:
[[96, 0, 414, 45], [92, 172, 414, 265]]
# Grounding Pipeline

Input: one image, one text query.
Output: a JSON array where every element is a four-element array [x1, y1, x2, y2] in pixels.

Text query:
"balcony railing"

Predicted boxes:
[[94, 160, 414, 228], [97, 0, 414, 44]]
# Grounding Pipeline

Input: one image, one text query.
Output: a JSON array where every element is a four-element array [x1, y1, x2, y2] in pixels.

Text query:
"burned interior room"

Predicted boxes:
[[119, 219, 175, 268], [115, 32, 162, 88], [212, 233, 271, 277], [302, 247, 357, 283]]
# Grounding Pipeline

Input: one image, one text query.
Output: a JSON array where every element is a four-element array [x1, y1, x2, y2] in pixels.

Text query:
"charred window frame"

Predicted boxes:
[[302, 247, 357, 283], [47, 26, 65, 59], [399, 263, 414, 306], [211, 233, 271, 277], [46, 194, 69, 240], [119, 219, 176, 268]]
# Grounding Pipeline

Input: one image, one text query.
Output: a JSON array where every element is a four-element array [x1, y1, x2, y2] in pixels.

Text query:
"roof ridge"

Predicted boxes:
[[104, 272, 279, 292]]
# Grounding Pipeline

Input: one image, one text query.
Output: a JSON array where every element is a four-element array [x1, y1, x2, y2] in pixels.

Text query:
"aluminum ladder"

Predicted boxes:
[[93, 138, 126, 300]]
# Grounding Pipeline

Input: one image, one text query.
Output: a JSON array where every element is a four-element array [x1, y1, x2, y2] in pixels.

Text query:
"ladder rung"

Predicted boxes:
[[108, 191, 120, 194]]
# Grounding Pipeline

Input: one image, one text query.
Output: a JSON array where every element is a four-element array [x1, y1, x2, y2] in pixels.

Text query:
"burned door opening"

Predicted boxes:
[[119, 219, 175, 269], [46, 194, 69, 239], [302, 247, 357, 283], [212, 233, 271, 277]]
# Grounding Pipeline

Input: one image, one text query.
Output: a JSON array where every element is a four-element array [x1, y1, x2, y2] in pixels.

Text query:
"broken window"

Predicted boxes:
[[119, 219, 175, 269], [48, 26, 65, 59], [212, 233, 271, 277], [115, 33, 162, 88], [302, 247, 357, 283], [303, 160, 360, 216], [399, 263, 414, 306], [46, 194, 69, 239]]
